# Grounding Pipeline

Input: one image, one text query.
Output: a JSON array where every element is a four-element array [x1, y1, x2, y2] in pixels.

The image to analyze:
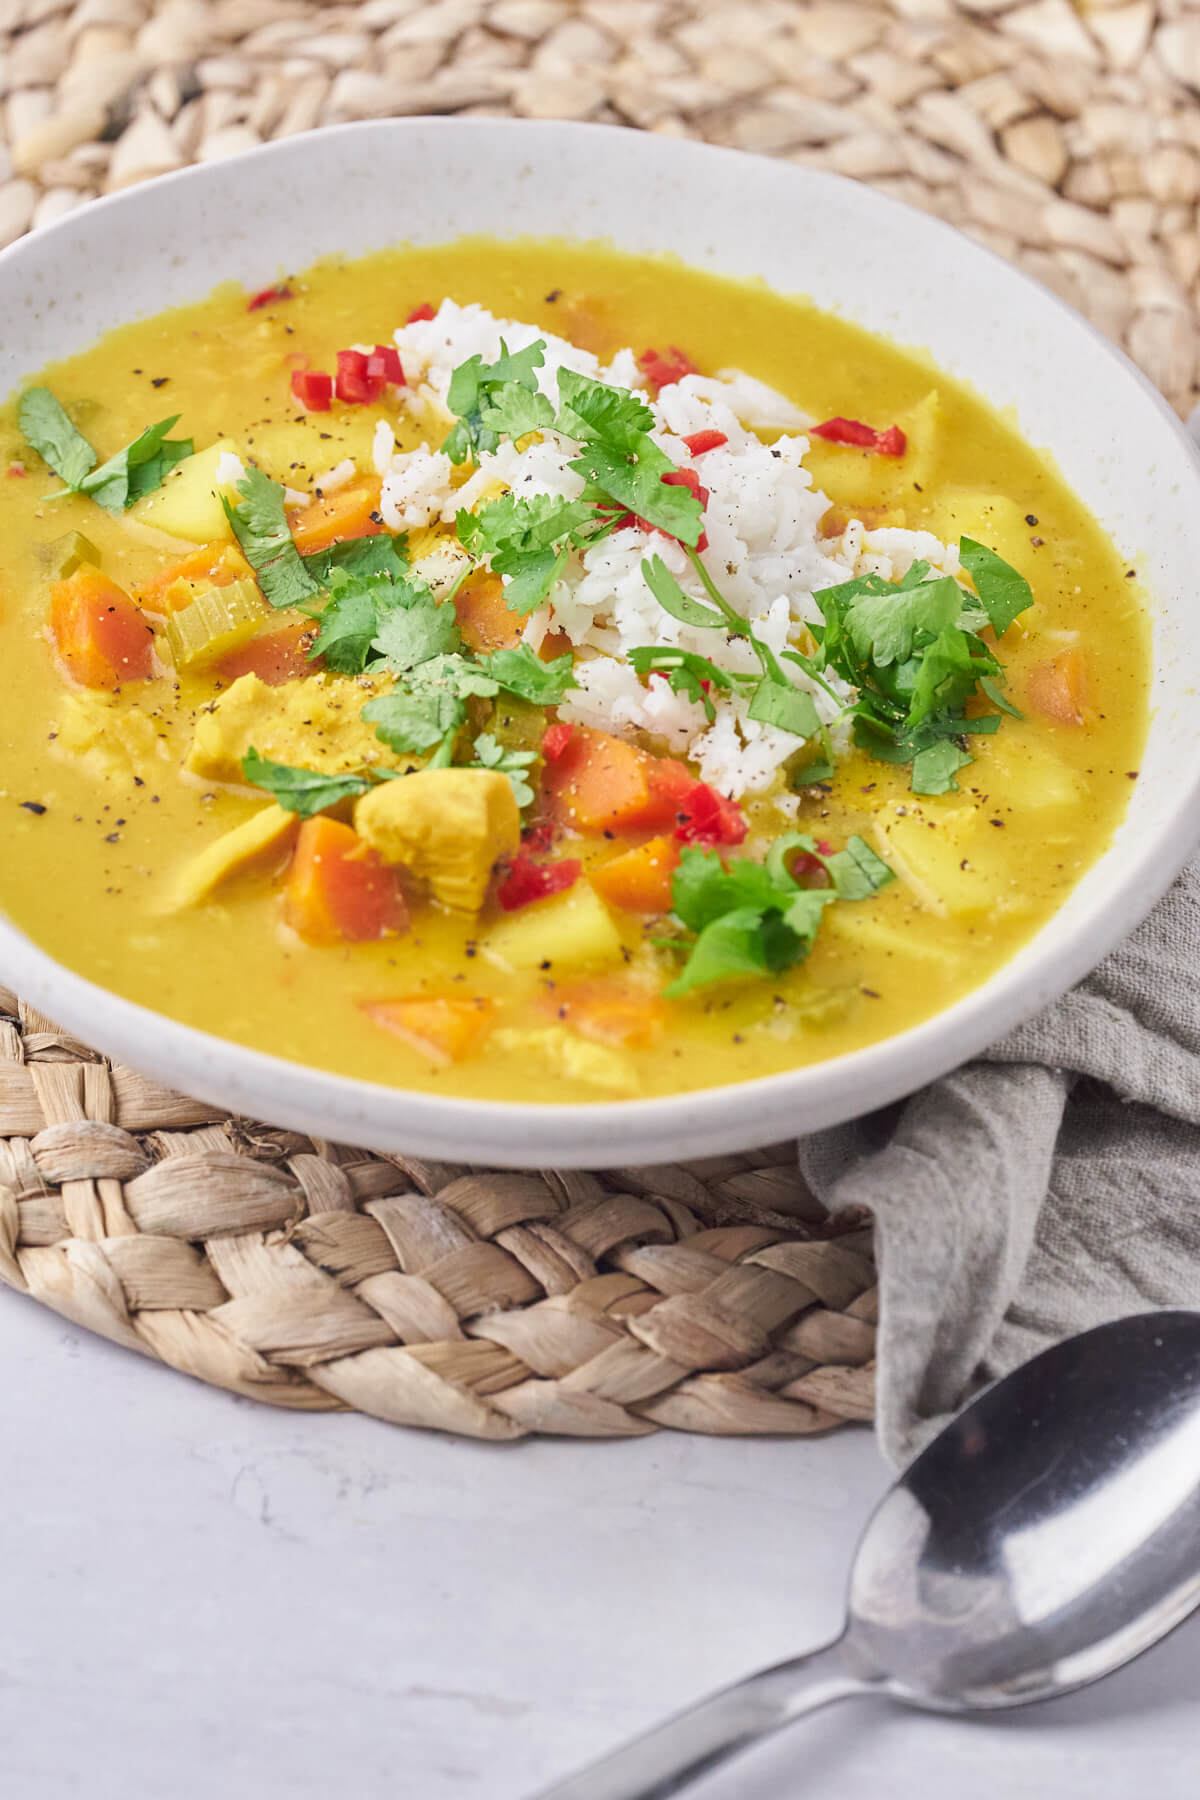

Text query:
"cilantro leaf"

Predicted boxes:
[[224, 467, 320, 611], [18, 388, 97, 489], [371, 587, 461, 672], [363, 682, 465, 758], [911, 739, 974, 795], [472, 732, 537, 809], [665, 832, 892, 997], [76, 416, 195, 514], [240, 747, 371, 817], [573, 439, 703, 543], [457, 492, 593, 615], [628, 645, 748, 720], [479, 643, 577, 705], [842, 574, 962, 667], [309, 579, 381, 674], [302, 532, 409, 585], [959, 537, 1033, 637], [640, 555, 726, 630], [822, 835, 895, 901], [746, 675, 822, 739], [443, 339, 552, 465], [555, 369, 656, 448]]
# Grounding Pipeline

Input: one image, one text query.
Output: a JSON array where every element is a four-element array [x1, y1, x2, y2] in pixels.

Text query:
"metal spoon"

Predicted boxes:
[[535, 1308, 1200, 1800]]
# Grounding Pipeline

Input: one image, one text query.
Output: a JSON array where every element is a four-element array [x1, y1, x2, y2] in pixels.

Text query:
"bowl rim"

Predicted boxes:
[[3, 114, 1200, 1167]]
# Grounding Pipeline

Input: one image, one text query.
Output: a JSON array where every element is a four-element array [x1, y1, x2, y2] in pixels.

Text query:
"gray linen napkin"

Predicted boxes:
[[798, 857, 1200, 1466]]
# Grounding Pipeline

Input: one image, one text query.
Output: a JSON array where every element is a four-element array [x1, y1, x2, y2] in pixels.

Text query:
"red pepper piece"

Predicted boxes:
[[811, 416, 907, 457], [521, 821, 556, 854], [247, 284, 293, 312], [674, 782, 749, 848], [290, 369, 333, 412], [335, 349, 384, 404], [683, 429, 728, 457], [497, 852, 582, 911], [372, 344, 405, 385], [638, 346, 698, 396], [661, 466, 710, 552], [6, 462, 26, 477], [406, 302, 436, 323], [542, 721, 576, 763]]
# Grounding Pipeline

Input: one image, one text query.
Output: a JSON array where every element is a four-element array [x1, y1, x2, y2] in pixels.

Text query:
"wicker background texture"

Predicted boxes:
[[0, 0, 1193, 1438]]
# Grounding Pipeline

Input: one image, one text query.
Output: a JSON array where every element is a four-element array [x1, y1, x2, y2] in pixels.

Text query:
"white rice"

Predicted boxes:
[[370, 301, 960, 800]]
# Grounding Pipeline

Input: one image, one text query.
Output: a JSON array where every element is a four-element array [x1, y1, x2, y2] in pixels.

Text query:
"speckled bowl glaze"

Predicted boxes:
[[0, 118, 1197, 1166]]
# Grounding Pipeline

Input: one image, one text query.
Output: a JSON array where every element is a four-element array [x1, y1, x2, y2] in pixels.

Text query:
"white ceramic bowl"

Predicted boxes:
[[2, 118, 1198, 1166]]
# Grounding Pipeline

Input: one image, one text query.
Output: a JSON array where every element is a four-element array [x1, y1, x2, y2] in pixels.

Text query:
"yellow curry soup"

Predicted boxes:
[[0, 238, 1150, 1102]]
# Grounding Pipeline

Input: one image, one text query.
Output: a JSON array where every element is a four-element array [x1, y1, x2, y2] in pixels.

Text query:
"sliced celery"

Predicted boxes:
[[165, 577, 268, 671], [48, 531, 102, 577]]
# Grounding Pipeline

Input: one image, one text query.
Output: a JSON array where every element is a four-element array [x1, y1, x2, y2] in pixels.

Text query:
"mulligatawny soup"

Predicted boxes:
[[0, 239, 1149, 1102]]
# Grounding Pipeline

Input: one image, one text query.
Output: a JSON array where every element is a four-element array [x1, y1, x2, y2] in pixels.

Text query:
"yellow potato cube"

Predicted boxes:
[[482, 879, 623, 973], [130, 439, 243, 543]]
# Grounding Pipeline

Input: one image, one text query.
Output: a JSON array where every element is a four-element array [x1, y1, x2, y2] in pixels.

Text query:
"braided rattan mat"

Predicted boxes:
[[2, 0, 1196, 1437]]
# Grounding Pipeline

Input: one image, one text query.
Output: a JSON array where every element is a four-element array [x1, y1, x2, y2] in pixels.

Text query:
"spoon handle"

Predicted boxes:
[[533, 1637, 876, 1800]]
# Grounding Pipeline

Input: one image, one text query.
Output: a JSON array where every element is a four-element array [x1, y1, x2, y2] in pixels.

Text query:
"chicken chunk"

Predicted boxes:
[[354, 768, 519, 911], [162, 804, 298, 910], [187, 672, 409, 785]]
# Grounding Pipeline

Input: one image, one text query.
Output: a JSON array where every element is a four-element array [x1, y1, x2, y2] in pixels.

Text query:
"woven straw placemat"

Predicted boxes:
[[1, 0, 1196, 1439]]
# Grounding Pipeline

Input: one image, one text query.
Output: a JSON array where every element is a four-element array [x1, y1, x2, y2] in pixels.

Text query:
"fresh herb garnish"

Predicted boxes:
[[18, 387, 193, 515], [301, 532, 410, 586], [240, 747, 372, 816], [224, 468, 320, 611], [18, 389, 97, 489], [362, 651, 495, 766], [442, 339, 555, 465], [665, 833, 893, 996], [478, 643, 577, 706], [456, 492, 596, 615], [807, 551, 1025, 794], [370, 581, 462, 673], [472, 732, 538, 808], [628, 646, 750, 721]]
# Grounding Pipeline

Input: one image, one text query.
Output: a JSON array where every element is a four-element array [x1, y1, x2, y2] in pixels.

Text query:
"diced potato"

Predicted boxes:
[[874, 804, 1035, 922], [490, 1025, 638, 1094], [354, 768, 519, 912], [804, 389, 941, 510], [482, 879, 623, 973], [186, 672, 403, 785], [970, 729, 1080, 813], [162, 804, 298, 910], [129, 439, 243, 544], [164, 577, 269, 672], [248, 418, 378, 488], [926, 489, 1041, 586], [822, 899, 965, 969]]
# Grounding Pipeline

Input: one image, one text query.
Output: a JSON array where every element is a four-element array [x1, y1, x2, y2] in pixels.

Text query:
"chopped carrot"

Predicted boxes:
[[1027, 649, 1086, 726], [289, 479, 383, 555], [283, 816, 408, 945], [48, 567, 156, 690], [363, 995, 496, 1065], [539, 979, 667, 1050], [215, 620, 318, 686], [591, 835, 680, 913], [542, 727, 693, 835], [538, 627, 574, 662], [453, 571, 523, 651], [136, 542, 252, 611]]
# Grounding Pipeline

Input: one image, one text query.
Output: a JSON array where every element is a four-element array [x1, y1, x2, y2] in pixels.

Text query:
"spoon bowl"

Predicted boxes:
[[537, 1310, 1200, 1798]]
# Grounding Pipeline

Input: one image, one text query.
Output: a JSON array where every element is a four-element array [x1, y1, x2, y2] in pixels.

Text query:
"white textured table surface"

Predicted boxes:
[[3, 1286, 1197, 1800]]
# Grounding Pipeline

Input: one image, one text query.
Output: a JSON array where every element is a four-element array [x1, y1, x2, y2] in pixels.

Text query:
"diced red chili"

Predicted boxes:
[[290, 369, 333, 412], [674, 782, 748, 848], [7, 462, 26, 477], [335, 348, 384, 405], [638, 346, 698, 395], [497, 852, 581, 911], [371, 344, 405, 385], [661, 466, 710, 552], [811, 416, 907, 457], [683, 429, 728, 457], [521, 820, 556, 854], [406, 302, 436, 323], [247, 284, 293, 312], [542, 721, 576, 762]]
